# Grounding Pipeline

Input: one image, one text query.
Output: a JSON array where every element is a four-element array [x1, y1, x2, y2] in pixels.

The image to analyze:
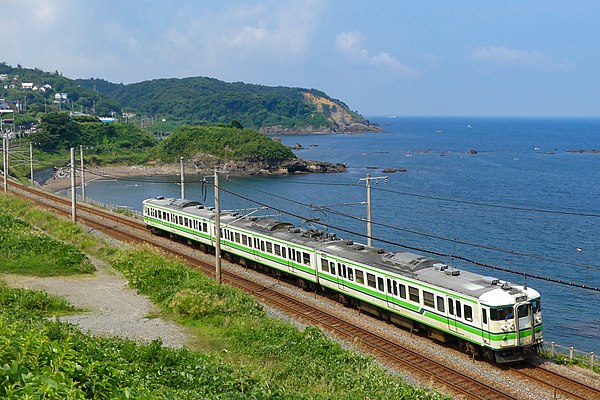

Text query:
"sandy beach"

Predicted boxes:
[[41, 164, 184, 193]]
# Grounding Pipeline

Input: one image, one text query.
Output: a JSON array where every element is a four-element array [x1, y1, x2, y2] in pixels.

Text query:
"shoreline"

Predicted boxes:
[[41, 164, 183, 193]]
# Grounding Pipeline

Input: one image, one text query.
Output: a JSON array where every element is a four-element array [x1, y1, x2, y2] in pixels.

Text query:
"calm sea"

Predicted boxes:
[[82, 116, 600, 353]]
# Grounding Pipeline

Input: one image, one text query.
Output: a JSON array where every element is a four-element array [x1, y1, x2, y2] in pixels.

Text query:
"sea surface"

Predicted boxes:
[[82, 116, 600, 353]]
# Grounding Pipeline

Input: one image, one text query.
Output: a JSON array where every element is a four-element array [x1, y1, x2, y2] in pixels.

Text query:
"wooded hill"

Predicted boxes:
[[74, 76, 379, 133], [1, 62, 379, 133]]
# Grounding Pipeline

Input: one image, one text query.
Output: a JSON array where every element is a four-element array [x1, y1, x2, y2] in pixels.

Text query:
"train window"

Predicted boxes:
[[399, 284, 406, 299], [282, 247, 287, 259], [448, 299, 454, 315], [290, 249, 296, 262], [517, 305, 529, 318], [393, 281, 398, 296], [341, 264, 347, 278], [274, 244, 281, 256], [302, 252, 310, 265], [366, 273, 376, 288], [482, 309, 488, 324], [260, 241, 265, 252], [355, 270, 364, 284], [456, 301, 462, 318], [436, 296, 445, 312], [464, 305, 473, 321], [387, 278, 392, 294], [266, 242, 273, 253], [490, 307, 513, 321], [179, 216, 183, 225], [235, 232, 240, 243], [532, 299, 541, 313], [242, 235, 248, 246], [184, 217, 188, 227], [329, 262, 335, 275], [377, 277, 384, 292], [348, 268, 354, 281], [423, 291, 435, 308], [408, 286, 419, 303], [202, 222, 207, 232], [320, 259, 329, 272]]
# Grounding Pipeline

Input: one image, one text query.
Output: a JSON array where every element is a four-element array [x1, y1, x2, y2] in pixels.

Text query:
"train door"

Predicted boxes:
[[481, 307, 492, 344], [515, 303, 533, 346], [386, 278, 401, 312], [447, 297, 460, 333], [252, 237, 265, 262], [337, 263, 349, 292]]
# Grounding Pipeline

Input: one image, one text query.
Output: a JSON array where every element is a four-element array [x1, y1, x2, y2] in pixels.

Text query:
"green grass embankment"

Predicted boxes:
[[0, 194, 447, 399]]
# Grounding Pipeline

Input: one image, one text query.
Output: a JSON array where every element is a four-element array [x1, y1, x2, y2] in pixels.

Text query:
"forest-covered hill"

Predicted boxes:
[[1, 62, 380, 133], [74, 76, 380, 133]]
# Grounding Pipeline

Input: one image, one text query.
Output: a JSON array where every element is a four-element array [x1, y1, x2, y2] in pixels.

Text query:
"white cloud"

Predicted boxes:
[[471, 46, 544, 65], [470, 46, 574, 72], [334, 31, 417, 76]]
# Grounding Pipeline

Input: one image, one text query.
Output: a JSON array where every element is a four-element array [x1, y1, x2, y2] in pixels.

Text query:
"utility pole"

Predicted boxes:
[[29, 142, 34, 186], [70, 147, 76, 222], [214, 168, 222, 285], [359, 174, 388, 247], [180, 157, 185, 199], [3, 136, 8, 193], [2, 136, 6, 193], [80, 145, 85, 201]]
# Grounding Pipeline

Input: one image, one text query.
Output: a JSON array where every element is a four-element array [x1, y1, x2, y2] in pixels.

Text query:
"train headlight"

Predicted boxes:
[[501, 325, 509, 332], [535, 316, 542, 324]]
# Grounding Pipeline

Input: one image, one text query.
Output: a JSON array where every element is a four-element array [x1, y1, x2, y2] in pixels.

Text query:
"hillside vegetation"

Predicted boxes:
[[154, 125, 296, 163], [74, 76, 379, 133], [0, 63, 120, 118]]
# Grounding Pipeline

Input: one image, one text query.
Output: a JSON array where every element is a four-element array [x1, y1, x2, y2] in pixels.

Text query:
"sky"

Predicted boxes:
[[2, 0, 600, 117]]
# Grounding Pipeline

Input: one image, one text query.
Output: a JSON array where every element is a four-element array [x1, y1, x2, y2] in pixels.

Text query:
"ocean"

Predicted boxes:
[[82, 116, 600, 353]]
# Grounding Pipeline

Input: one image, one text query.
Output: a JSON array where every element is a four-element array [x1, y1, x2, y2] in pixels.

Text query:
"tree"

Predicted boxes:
[[36, 112, 81, 150]]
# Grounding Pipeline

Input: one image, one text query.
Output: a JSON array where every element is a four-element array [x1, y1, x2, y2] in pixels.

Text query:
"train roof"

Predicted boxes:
[[143, 197, 536, 301]]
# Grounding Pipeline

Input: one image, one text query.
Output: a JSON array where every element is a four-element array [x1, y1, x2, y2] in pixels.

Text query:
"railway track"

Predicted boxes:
[[509, 364, 599, 400], [5, 180, 600, 400]]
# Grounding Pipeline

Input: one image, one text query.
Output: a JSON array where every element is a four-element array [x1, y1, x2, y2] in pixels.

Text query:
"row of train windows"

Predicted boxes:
[[147, 207, 313, 266], [321, 258, 474, 321], [147, 208, 209, 233], [221, 227, 312, 266]]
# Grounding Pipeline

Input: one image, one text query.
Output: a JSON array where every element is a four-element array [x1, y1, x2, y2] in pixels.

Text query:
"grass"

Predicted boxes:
[[0, 213, 95, 276], [0, 193, 449, 399]]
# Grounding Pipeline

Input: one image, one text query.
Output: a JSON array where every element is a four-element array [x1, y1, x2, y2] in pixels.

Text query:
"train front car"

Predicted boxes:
[[479, 283, 543, 363]]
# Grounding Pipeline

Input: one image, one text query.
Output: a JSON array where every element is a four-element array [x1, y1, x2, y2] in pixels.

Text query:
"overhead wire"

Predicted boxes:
[[59, 167, 600, 287], [215, 184, 600, 292], [225, 177, 600, 272]]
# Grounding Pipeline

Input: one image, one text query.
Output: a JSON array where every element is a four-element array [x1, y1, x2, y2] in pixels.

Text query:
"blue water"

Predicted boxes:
[[83, 117, 600, 353]]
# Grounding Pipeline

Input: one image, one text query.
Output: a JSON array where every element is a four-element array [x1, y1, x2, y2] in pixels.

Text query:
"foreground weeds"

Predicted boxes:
[[0, 193, 447, 399]]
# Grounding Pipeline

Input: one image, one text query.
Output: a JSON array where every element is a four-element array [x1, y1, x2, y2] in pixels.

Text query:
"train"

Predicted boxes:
[[142, 196, 543, 363]]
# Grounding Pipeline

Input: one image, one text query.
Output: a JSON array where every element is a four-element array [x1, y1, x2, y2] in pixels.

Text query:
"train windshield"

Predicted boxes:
[[531, 299, 541, 313], [490, 306, 514, 321]]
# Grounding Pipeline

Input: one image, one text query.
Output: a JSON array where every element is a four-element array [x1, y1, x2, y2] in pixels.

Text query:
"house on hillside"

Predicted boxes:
[[21, 82, 34, 90], [0, 74, 7, 81], [54, 93, 68, 102]]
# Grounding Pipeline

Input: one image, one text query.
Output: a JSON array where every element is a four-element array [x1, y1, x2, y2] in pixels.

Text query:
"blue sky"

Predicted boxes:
[[2, 0, 599, 117]]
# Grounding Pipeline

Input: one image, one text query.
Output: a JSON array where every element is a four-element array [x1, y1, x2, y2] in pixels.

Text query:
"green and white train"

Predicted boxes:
[[143, 196, 543, 363]]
